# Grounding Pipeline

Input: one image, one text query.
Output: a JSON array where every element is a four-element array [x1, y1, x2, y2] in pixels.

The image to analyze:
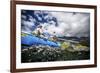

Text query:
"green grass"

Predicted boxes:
[[21, 33, 27, 36]]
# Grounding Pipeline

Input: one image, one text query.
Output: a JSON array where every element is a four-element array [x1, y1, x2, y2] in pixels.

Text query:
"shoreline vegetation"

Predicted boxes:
[[21, 33, 90, 63]]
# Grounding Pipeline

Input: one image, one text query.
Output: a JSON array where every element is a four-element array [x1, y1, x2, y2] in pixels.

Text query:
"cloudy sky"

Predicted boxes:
[[21, 10, 90, 37]]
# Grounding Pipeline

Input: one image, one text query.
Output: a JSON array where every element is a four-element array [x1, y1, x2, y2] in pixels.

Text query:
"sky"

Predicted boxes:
[[21, 10, 90, 37]]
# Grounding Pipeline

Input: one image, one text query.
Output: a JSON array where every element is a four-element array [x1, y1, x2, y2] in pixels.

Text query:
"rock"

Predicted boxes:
[[21, 42, 90, 63]]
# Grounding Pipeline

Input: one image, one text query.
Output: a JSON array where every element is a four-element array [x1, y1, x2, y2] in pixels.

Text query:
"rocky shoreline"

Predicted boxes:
[[21, 45, 90, 63]]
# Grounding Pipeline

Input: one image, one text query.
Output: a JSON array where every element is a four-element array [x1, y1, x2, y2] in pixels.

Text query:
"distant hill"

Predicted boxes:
[[58, 36, 89, 41]]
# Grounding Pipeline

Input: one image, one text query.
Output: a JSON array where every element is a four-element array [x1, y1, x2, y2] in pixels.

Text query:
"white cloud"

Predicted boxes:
[[21, 15, 36, 33], [21, 10, 90, 37], [45, 11, 90, 37]]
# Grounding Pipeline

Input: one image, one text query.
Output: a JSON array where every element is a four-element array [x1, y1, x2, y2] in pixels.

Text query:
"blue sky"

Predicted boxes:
[[21, 10, 90, 37]]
